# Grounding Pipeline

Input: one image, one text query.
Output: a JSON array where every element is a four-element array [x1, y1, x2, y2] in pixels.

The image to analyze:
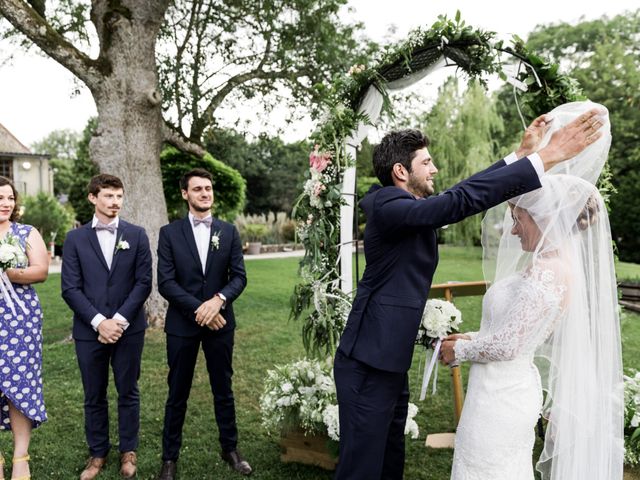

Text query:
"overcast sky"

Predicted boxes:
[[0, 0, 637, 149]]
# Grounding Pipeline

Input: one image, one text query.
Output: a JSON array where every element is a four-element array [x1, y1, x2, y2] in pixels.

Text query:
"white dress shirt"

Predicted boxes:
[[90, 215, 129, 332], [188, 212, 227, 306], [504, 151, 545, 178], [189, 212, 211, 274]]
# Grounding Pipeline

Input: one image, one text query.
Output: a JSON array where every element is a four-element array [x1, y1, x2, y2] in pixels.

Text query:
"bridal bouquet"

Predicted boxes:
[[0, 234, 29, 316], [0, 234, 27, 271], [416, 299, 462, 400], [416, 298, 462, 347], [623, 370, 640, 465]]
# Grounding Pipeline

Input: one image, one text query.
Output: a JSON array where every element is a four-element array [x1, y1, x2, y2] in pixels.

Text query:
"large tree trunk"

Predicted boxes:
[[0, 0, 205, 326], [88, 0, 171, 326]]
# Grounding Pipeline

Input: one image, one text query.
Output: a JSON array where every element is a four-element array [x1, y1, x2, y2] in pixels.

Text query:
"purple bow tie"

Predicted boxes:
[[192, 217, 212, 228], [95, 222, 116, 234]]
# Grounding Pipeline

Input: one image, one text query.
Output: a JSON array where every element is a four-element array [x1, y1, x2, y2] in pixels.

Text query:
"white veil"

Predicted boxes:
[[481, 101, 624, 479]]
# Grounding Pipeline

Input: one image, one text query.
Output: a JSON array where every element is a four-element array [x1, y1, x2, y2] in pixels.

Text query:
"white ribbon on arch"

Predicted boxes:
[[339, 56, 448, 294]]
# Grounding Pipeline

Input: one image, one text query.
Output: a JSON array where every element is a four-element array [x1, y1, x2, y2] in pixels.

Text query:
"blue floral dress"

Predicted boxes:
[[0, 222, 47, 429]]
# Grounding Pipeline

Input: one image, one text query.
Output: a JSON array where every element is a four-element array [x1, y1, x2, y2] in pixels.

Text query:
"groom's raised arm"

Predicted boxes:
[[376, 157, 541, 232], [157, 226, 202, 313]]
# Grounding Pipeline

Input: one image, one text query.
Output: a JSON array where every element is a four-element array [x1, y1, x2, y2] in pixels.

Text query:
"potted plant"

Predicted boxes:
[[243, 223, 269, 255], [259, 358, 420, 470]]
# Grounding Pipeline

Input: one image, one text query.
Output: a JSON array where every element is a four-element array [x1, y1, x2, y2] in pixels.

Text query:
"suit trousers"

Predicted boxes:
[[333, 349, 409, 480], [161, 329, 238, 461], [75, 331, 145, 457]]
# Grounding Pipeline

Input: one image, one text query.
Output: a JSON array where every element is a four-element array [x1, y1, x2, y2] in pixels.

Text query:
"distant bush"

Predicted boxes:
[[20, 192, 75, 247], [160, 146, 246, 222]]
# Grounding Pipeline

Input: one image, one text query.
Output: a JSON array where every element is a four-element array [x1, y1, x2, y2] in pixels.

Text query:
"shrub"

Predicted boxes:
[[20, 193, 76, 247], [161, 146, 246, 222]]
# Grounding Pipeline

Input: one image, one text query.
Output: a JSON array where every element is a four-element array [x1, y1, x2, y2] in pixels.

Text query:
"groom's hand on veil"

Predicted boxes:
[[538, 107, 606, 171], [516, 114, 553, 159]]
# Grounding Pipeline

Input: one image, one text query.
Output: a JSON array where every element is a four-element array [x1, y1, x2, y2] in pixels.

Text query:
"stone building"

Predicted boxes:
[[0, 123, 52, 196]]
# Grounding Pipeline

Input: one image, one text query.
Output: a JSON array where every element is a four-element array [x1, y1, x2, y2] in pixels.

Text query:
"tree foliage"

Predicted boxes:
[[157, 0, 372, 142], [20, 191, 75, 246], [416, 78, 504, 246], [31, 128, 81, 197], [204, 128, 309, 215]]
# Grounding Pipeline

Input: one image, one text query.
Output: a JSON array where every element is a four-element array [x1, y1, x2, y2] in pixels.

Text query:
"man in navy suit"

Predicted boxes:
[[155, 168, 250, 480], [62, 174, 152, 480], [333, 109, 605, 479]]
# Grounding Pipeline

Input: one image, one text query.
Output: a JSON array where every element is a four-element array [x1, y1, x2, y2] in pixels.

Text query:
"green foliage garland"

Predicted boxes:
[[291, 12, 585, 357]]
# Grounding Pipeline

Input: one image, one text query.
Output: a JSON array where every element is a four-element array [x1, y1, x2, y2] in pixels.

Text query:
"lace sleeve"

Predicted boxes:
[[454, 267, 565, 363]]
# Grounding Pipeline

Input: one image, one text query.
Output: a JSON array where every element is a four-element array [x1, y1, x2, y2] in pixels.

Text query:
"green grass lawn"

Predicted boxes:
[[10, 246, 640, 479]]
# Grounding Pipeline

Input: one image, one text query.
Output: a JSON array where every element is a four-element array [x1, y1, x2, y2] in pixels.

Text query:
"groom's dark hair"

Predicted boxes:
[[179, 168, 213, 191], [88, 174, 124, 196], [373, 129, 430, 186]]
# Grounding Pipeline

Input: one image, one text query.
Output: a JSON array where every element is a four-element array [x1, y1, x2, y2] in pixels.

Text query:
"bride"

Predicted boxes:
[[440, 101, 624, 480]]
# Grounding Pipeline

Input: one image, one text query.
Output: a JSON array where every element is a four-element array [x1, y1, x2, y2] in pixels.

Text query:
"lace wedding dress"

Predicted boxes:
[[450, 264, 565, 480]]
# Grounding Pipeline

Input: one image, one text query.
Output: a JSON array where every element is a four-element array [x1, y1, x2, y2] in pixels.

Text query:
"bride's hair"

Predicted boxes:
[[575, 194, 600, 232]]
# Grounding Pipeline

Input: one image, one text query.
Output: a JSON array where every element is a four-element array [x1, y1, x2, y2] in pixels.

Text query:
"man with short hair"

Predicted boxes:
[[62, 174, 152, 480], [334, 109, 606, 480], [156, 168, 250, 480]]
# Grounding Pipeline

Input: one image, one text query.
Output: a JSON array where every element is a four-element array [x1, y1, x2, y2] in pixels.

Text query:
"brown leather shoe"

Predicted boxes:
[[80, 457, 107, 480], [220, 450, 252, 476], [120, 451, 137, 478]]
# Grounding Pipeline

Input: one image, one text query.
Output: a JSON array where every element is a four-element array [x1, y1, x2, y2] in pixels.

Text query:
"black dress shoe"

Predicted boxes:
[[157, 460, 177, 480], [220, 450, 252, 476]]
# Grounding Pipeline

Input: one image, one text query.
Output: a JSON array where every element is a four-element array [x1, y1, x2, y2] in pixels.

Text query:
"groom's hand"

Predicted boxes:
[[538, 107, 606, 171], [516, 114, 553, 159], [195, 296, 224, 327], [97, 319, 125, 343], [205, 313, 227, 331]]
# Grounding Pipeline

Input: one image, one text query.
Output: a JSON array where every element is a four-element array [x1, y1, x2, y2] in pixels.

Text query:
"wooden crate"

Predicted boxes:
[[279, 429, 338, 470]]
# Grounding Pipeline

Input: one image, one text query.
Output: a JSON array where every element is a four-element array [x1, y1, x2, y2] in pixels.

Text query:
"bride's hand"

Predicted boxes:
[[440, 340, 457, 365]]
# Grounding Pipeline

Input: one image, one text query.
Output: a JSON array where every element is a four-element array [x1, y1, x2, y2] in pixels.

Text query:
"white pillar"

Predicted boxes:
[[339, 146, 358, 294]]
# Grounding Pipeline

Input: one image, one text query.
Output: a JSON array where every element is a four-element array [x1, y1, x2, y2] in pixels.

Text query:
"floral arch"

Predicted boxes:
[[289, 13, 585, 358]]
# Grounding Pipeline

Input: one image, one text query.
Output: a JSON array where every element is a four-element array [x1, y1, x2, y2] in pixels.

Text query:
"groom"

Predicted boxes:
[[61, 174, 152, 480], [333, 109, 605, 479], [156, 168, 250, 479]]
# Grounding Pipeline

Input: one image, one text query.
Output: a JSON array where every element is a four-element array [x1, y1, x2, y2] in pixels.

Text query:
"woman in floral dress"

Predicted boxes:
[[0, 177, 48, 480]]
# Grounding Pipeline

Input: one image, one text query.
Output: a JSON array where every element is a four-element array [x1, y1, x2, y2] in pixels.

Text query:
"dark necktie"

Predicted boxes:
[[95, 222, 116, 234], [192, 217, 212, 228]]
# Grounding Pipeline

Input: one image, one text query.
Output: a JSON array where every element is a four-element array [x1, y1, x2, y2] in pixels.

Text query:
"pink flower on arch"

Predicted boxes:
[[309, 145, 331, 173]]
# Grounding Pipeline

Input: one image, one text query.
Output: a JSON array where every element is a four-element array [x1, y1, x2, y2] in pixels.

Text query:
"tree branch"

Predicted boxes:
[[162, 121, 206, 157], [0, 0, 101, 89]]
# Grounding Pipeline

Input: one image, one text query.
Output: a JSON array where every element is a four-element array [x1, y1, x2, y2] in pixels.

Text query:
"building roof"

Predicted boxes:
[[0, 123, 31, 155]]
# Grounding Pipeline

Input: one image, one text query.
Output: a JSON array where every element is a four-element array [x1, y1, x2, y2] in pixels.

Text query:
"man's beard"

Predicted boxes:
[[190, 200, 212, 213], [407, 175, 433, 198]]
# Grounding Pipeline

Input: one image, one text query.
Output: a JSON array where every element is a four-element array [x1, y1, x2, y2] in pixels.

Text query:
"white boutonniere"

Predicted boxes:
[[211, 231, 221, 251], [115, 235, 130, 254]]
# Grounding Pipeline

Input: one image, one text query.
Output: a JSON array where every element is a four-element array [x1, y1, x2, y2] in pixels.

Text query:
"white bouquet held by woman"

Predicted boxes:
[[0, 234, 29, 315], [417, 299, 462, 400]]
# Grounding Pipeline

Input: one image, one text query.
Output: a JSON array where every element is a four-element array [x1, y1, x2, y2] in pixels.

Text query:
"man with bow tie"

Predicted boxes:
[[155, 168, 250, 480], [61, 174, 152, 479]]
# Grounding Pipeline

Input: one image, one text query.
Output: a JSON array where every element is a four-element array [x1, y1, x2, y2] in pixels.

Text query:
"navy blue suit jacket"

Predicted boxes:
[[61, 220, 153, 341], [157, 217, 247, 337], [338, 158, 542, 373]]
